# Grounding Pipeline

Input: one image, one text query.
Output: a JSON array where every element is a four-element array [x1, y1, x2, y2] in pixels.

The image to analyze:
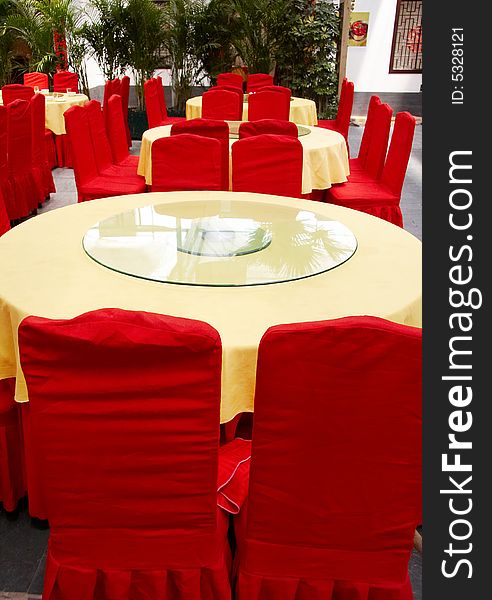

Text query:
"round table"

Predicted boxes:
[[0, 91, 88, 135], [138, 125, 350, 194], [0, 191, 421, 422], [186, 95, 318, 126]]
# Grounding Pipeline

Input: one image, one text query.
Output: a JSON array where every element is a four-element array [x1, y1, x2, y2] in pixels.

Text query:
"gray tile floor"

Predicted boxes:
[[1, 124, 422, 597]]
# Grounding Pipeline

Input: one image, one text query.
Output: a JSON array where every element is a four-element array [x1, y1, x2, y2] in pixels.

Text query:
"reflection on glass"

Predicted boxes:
[[82, 200, 357, 287]]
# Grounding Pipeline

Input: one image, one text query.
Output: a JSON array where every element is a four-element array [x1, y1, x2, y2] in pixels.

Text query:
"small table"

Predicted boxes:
[[138, 124, 350, 194], [186, 95, 318, 126], [0, 191, 421, 423]]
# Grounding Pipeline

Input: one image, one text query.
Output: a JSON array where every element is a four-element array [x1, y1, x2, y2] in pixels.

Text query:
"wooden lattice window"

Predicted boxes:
[[389, 0, 422, 73]]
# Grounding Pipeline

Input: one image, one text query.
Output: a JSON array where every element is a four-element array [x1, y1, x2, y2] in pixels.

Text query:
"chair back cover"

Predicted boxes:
[[232, 134, 302, 198], [144, 78, 164, 128], [239, 119, 297, 139], [23, 72, 49, 89], [248, 90, 290, 121], [64, 105, 99, 187], [381, 111, 416, 196], [238, 316, 422, 599], [156, 76, 169, 120], [217, 72, 244, 89], [53, 70, 79, 93], [363, 102, 393, 180], [6, 99, 35, 217], [86, 99, 115, 173], [335, 79, 354, 140], [210, 85, 244, 103], [1, 84, 34, 105], [357, 95, 381, 165], [256, 85, 292, 101], [246, 73, 274, 93], [202, 89, 242, 121], [30, 93, 55, 201], [120, 75, 131, 146], [171, 118, 229, 191], [18, 308, 231, 600], [0, 106, 14, 220], [107, 94, 131, 164], [102, 78, 121, 121], [151, 133, 222, 192]]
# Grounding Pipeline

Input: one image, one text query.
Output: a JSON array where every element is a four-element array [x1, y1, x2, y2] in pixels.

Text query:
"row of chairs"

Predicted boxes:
[[64, 95, 145, 202], [1, 308, 421, 599], [22, 70, 79, 93], [217, 71, 274, 93], [0, 95, 55, 221], [102, 76, 131, 147], [202, 86, 292, 121], [151, 118, 303, 198]]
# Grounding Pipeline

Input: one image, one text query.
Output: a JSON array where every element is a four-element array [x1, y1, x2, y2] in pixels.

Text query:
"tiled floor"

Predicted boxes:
[[1, 124, 422, 596]]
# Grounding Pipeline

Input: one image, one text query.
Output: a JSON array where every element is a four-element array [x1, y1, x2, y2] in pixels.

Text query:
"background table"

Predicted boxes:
[[0, 92, 88, 135], [0, 191, 421, 423], [186, 95, 318, 126], [138, 125, 349, 194]]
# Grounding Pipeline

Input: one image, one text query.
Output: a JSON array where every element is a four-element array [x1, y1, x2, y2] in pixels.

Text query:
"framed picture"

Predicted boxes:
[[348, 12, 370, 46]]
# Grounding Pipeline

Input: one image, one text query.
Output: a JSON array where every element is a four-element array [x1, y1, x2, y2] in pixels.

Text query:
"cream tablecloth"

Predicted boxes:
[[0, 192, 421, 423], [0, 91, 88, 135], [186, 95, 318, 126], [138, 125, 349, 194]]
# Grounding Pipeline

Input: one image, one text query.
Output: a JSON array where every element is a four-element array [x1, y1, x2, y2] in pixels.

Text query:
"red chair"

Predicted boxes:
[[318, 79, 354, 152], [209, 85, 244, 104], [326, 112, 416, 227], [31, 93, 55, 203], [217, 72, 244, 89], [0, 378, 26, 512], [18, 308, 232, 600], [121, 75, 132, 147], [64, 104, 145, 202], [232, 134, 303, 198], [23, 72, 49, 89], [350, 95, 381, 172], [202, 89, 243, 121], [235, 316, 422, 600], [0, 106, 15, 221], [144, 77, 184, 129], [256, 85, 292, 101], [53, 70, 78, 93], [248, 90, 290, 121], [349, 102, 393, 183], [246, 73, 274, 93], [239, 119, 297, 139], [151, 133, 222, 192], [6, 99, 37, 218], [106, 94, 141, 170], [1, 83, 34, 105], [0, 189, 10, 235], [171, 118, 230, 191], [86, 100, 141, 184]]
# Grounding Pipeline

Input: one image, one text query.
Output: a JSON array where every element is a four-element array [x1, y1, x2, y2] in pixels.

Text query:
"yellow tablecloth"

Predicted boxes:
[[0, 192, 421, 422], [138, 125, 349, 194], [186, 95, 318, 126], [0, 92, 88, 135]]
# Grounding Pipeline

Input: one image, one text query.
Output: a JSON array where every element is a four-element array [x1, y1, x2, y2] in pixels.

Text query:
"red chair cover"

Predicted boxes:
[[144, 78, 164, 128], [246, 73, 274, 93], [0, 105, 15, 220], [121, 75, 132, 146], [239, 119, 297, 139], [317, 79, 354, 153], [202, 89, 242, 121], [18, 308, 232, 600], [45, 130, 57, 169], [381, 111, 416, 196], [256, 85, 292, 101], [248, 90, 290, 121], [171, 118, 230, 191], [349, 102, 392, 182], [0, 189, 10, 235], [0, 378, 26, 512], [64, 105, 145, 202], [106, 94, 139, 170], [151, 133, 222, 192], [102, 78, 121, 130], [351, 95, 381, 171], [1, 83, 35, 105], [209, 85, 244, 103], [232, 134, 303, 198], [23, 72, 49, 89], [6, 99, 37, 218], [53, 70, 79, 93], [236, 316, 422, 600], [86, 100, 139, 182], [156, 75, 169, 121], [31, 93, 55, 202], [217, 439, 251, 515], [217, 72, 244, 89]]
